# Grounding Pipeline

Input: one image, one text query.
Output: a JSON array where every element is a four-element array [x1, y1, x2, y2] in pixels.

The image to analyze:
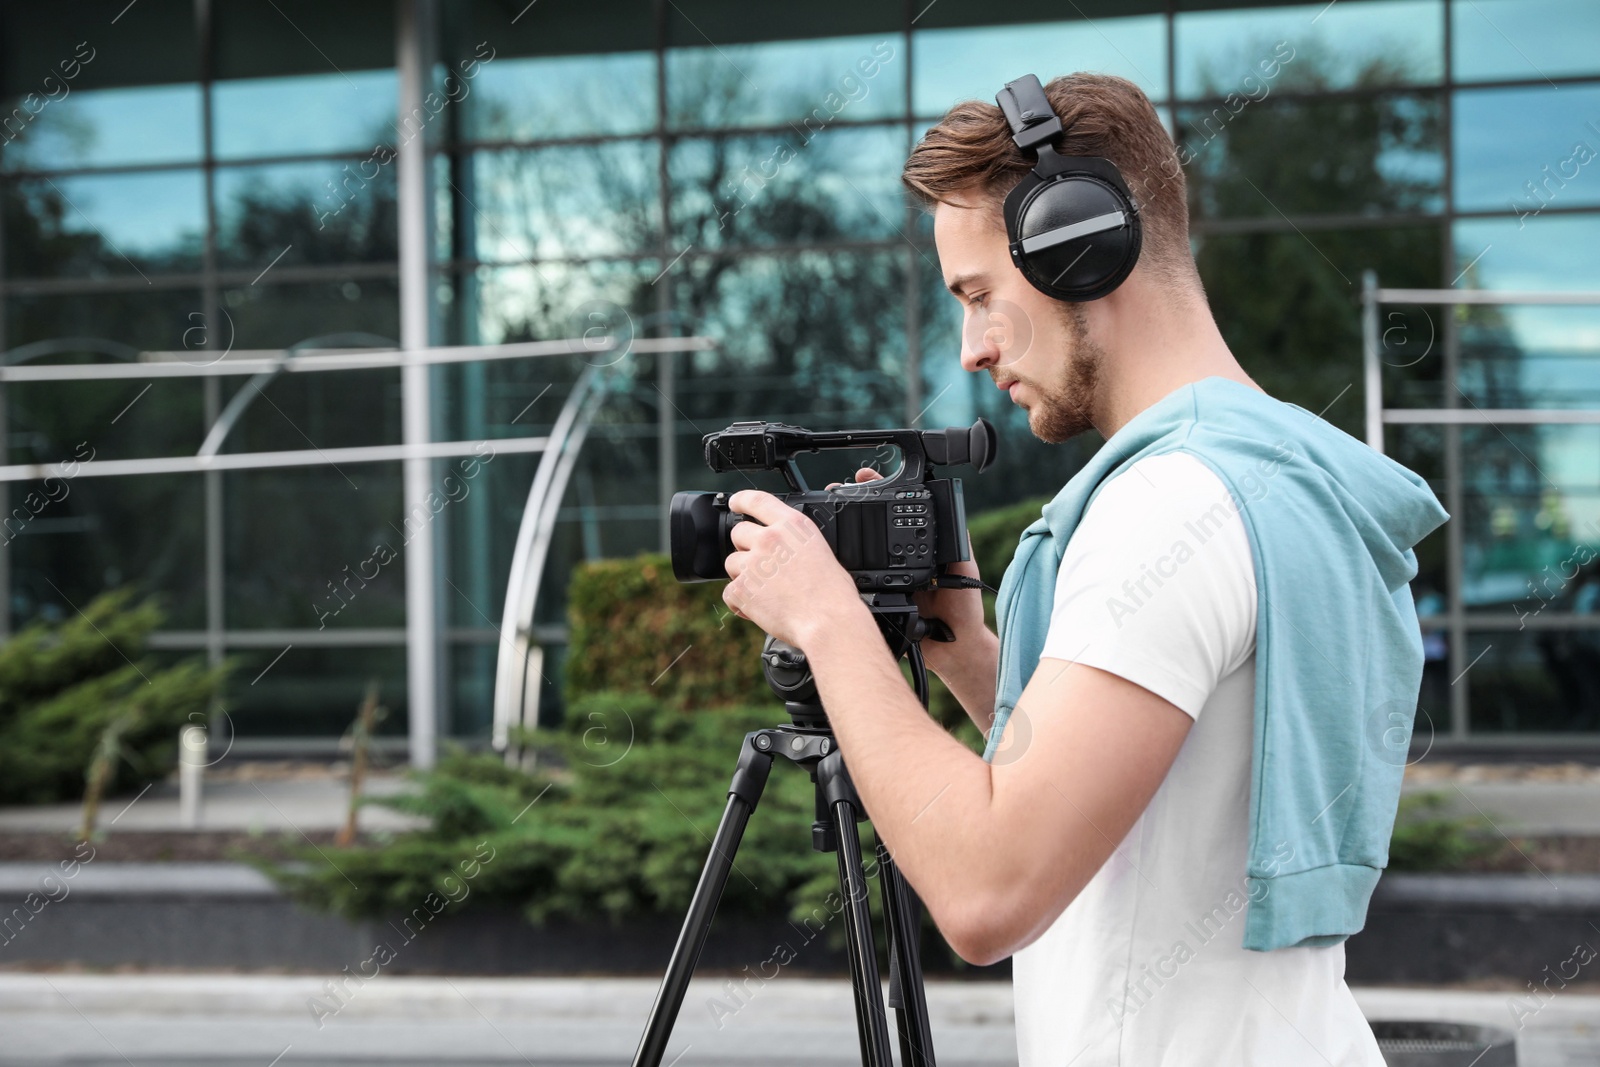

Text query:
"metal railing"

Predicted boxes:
[[0, 333, 716, 764], [1360, 272, 1600, 744]]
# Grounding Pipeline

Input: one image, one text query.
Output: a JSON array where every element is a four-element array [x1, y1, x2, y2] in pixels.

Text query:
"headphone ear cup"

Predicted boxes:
[[1008, 173, 1142, 302]]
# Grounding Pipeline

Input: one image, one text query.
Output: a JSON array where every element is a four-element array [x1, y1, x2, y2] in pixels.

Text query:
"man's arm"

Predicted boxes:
[[800, 605, 1193, 966], [925, 627, 999, 737], [914, 549, 999, 737]]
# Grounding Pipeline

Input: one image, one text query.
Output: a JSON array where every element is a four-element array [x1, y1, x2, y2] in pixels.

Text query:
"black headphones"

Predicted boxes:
[[996, 74, 1142, 302]]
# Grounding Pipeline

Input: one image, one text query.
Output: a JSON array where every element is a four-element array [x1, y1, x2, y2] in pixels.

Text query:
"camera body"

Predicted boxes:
[[670, 418, 996, 592]]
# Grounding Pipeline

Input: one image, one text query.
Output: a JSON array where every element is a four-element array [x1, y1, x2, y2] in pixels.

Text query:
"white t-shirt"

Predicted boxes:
[[1012, 451, 1383, 1067]]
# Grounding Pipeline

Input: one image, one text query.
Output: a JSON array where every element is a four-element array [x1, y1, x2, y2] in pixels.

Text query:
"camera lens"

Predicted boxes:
[[669, 491, 730, 582]]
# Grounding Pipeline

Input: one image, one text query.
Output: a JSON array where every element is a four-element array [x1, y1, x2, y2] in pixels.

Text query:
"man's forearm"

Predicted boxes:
[[926, 628, 999, 738], [799, 604, 996, 948]]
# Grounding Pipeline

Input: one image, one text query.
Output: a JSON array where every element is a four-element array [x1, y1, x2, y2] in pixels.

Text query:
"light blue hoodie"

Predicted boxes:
[[983, 376, 1449, 951]]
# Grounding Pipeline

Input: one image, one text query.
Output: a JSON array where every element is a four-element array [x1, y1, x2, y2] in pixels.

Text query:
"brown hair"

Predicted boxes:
[[902, 73, 1198, 291]]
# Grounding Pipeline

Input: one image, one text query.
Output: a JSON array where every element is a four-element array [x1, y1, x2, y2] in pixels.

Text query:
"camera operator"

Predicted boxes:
[[720, 72, 1445, 1066]]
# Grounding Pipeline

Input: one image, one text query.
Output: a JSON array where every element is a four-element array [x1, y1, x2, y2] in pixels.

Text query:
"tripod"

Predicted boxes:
[[630, 599, 939, 1067]]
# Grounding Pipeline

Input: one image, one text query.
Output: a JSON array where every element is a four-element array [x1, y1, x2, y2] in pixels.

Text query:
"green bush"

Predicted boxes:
[[0, 589, 228, 805], [564, 554, 770, 712], [1385, 791, 1501, 871], [258, 689, 921, 956]]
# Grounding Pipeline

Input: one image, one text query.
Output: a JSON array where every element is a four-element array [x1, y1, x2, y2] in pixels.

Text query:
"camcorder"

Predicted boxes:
[[669, 417, 996, 593]]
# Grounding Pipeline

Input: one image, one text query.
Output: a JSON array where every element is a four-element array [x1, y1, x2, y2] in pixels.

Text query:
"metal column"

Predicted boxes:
[[397, 0, 438, 767]]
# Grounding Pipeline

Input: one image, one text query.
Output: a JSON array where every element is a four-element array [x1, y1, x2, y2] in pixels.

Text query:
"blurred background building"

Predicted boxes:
[[0, 0, 1596, 761]]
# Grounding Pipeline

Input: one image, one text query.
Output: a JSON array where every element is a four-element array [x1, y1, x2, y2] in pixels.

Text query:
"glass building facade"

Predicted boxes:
[[1, 0, 1597, 756]]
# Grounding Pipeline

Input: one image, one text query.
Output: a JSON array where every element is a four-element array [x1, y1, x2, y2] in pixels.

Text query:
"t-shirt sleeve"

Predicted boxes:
[[1036, 451, 1257, 719]]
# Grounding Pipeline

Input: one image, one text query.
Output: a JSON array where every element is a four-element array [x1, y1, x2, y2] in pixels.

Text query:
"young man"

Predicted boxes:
[[719, 73, 1446, 1065]]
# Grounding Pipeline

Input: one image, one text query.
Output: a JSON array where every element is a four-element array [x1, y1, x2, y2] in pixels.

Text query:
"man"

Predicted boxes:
[[720, 72, 1445, 1065]]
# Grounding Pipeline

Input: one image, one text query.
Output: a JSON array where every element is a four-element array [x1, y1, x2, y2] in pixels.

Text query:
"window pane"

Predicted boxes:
[[10, 473, 206, 631], [1176, 1, 1443, 97], [1454, 85, 1600, 214], [218, 369, 401, 456], [8, 379, 205, 464], [4, 288, 203, 350], [212, 0, 393, 81], [450, 0, 653, 58], [2, 170, 205, 278], [219, 277, 400, 350], [0, 84, 203, 172], [1453, 214, 1600, 291], [914, 16, 1167, 117], [463, 52, 657, 140], [465, 142, 661, 260], [669, 250, 909, 425], [1460, 423, 1600, 613], [1467, 629, 1600, 733], [669, 126, 909, 250], [1371, 300, 1447, 410], [442, 449, 538, 631], [225, 465, 403, 629], [1452, 0, 1600, 84], [226, 645, 407, 740], [1182, 91, 1443, 219], [212, 71, 397, 160], [435, 364, 663, 630], [0, 0, 198, 95], [1194, 224, 1444, 441], [1461, 305, 1600, 410], [663, 0, 900, 47], [443, 260, 656, 355], [214, 161, 398, 269], [666, 35, 903, 131], [449, 640, 568, 738]]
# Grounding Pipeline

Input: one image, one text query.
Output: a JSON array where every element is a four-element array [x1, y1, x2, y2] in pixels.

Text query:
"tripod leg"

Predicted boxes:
[[631, 733, 773, 1067], [877, 840, 937, 1067], [818, 748, 896, 1067]]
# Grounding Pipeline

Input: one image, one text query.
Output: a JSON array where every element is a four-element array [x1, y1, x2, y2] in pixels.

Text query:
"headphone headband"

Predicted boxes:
[[996, 74, 1063, 152]]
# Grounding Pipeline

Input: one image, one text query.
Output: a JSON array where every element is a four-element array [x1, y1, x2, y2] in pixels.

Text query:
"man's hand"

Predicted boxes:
[[723, 488, 868, 649]]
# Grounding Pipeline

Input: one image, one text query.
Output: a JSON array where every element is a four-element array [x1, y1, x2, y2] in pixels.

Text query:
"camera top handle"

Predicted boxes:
[[704, 417, 997, 492]]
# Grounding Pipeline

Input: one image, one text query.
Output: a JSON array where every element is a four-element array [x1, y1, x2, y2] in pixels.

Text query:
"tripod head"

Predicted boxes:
[[759, 593, 935, 729]]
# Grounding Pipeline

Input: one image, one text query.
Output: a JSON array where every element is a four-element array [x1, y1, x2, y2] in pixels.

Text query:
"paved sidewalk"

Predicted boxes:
[[0, 773, 423, 835], [1, 761, 1597, 838], [0, 974, 1591, 1066], [1402, 762, 1600, 835]]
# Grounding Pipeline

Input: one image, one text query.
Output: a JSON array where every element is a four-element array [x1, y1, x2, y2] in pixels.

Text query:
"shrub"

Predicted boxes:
[[258, 689, 907, 958], [0, 588, 228, 805], [564, 554, 769, 713], [1385, 791, 1501, 871]]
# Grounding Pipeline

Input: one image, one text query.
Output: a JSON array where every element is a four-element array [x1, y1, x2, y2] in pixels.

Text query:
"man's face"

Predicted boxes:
[[933, 193, 1105, 443]]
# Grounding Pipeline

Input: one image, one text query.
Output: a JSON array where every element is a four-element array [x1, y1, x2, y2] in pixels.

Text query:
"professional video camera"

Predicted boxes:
[[668, 417, 996, 592]]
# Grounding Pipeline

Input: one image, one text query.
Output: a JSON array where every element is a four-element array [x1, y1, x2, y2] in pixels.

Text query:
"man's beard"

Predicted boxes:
[[1028, 302, 1103, 444]]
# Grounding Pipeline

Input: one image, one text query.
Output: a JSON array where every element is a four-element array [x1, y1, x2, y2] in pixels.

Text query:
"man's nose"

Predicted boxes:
[[960, 306, 1000, 374]]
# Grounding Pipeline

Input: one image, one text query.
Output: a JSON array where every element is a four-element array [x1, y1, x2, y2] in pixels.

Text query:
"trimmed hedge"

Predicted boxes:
[[563, 554, 770, 712]]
